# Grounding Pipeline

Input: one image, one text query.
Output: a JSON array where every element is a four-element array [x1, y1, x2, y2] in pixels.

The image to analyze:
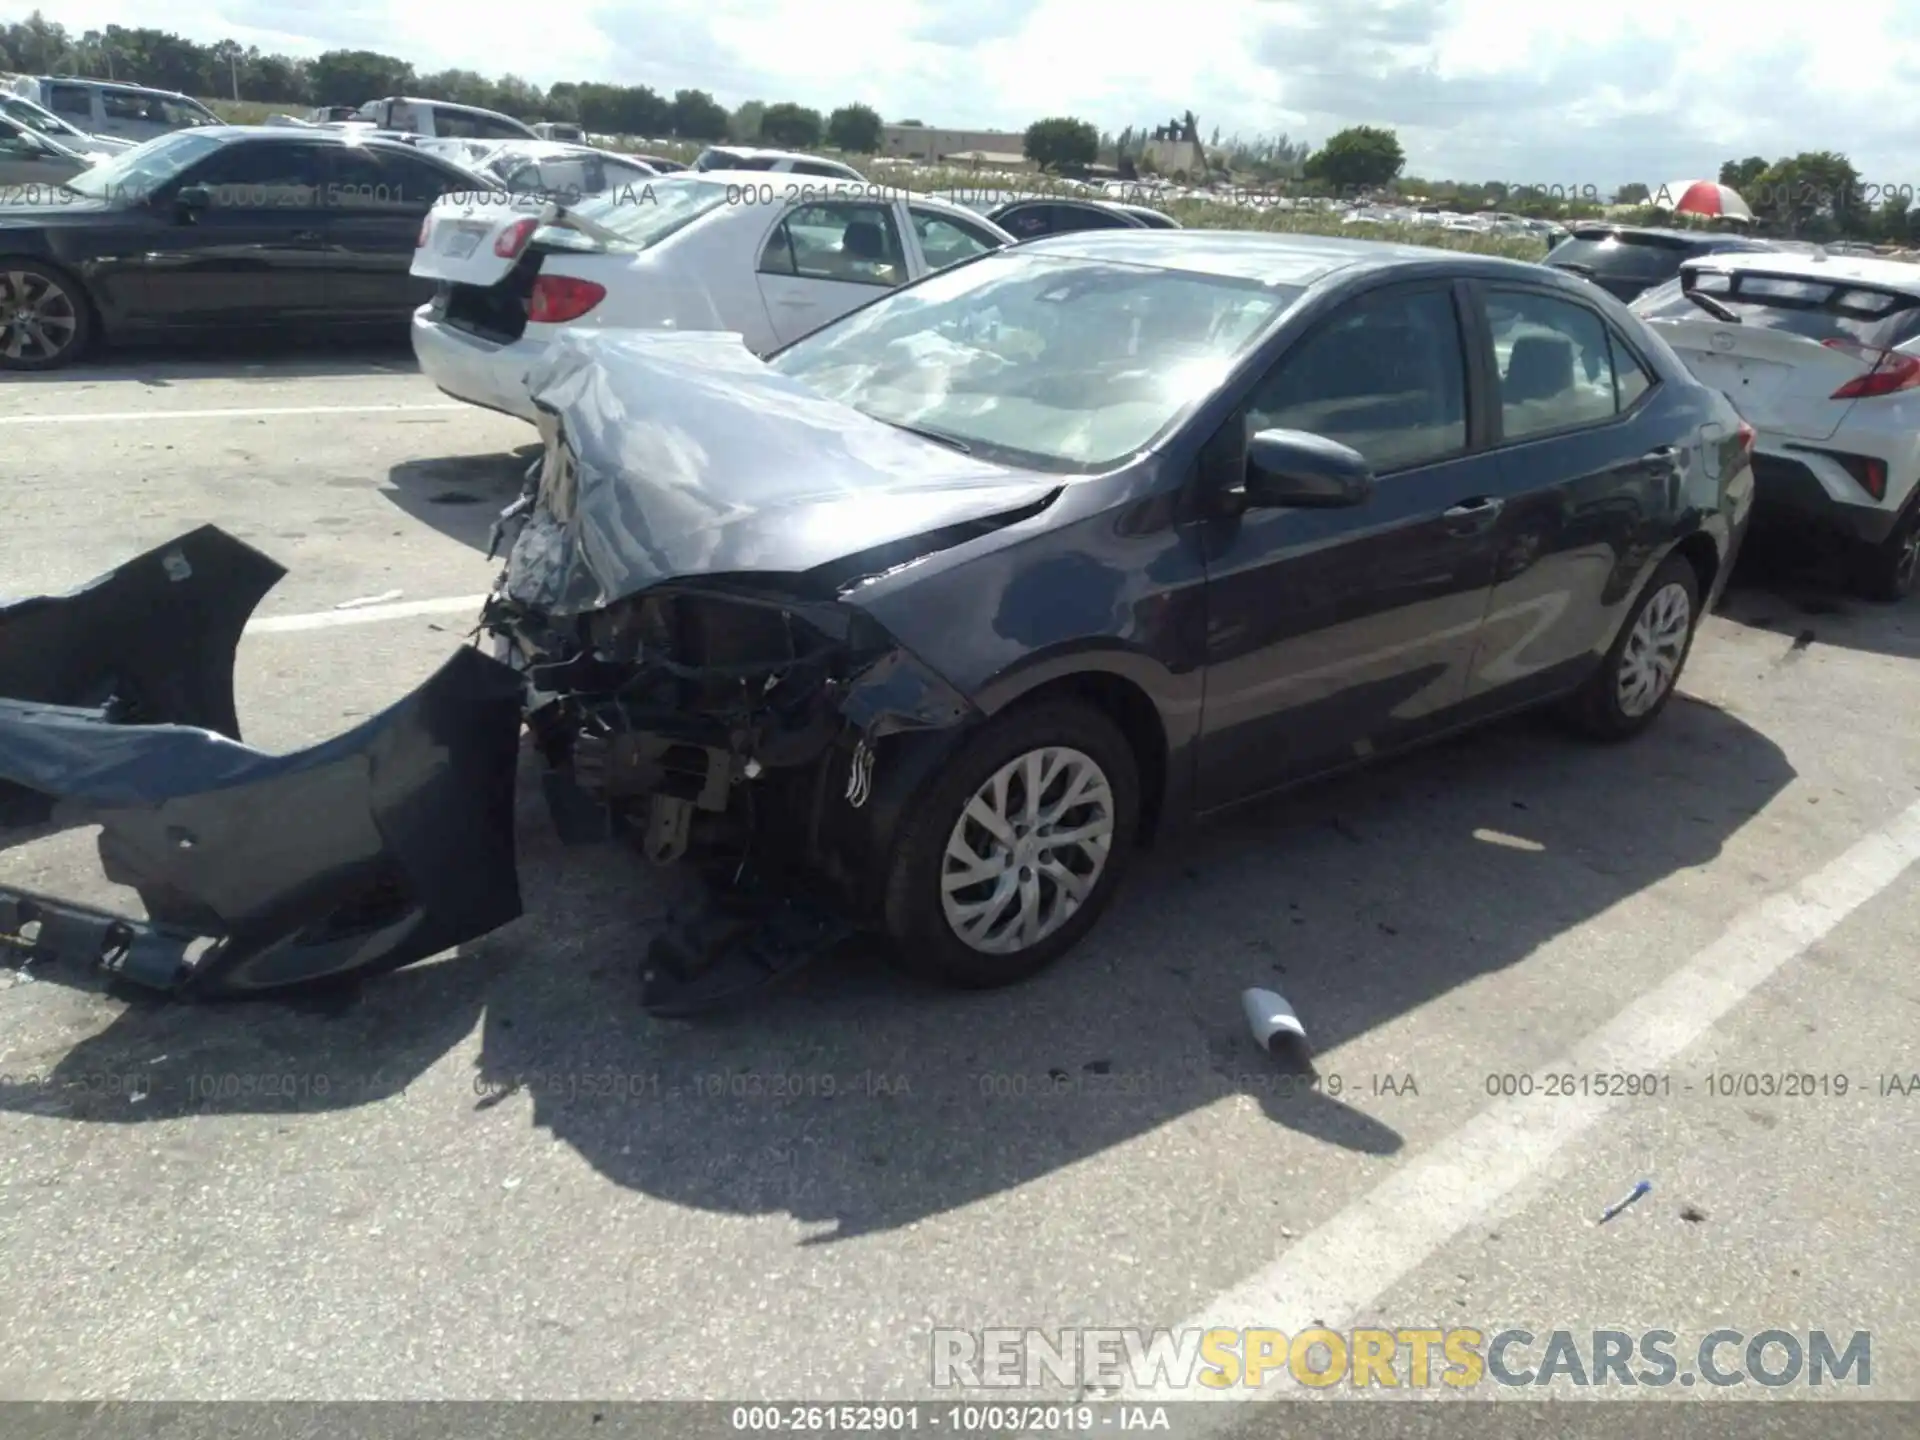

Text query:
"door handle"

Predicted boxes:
[[1442, 497, 1504, 519], [291, 230, 323, 243], [1641, 445, 1678, 464]]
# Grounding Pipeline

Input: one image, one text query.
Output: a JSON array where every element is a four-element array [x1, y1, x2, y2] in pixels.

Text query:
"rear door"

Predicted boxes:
[[754, 197, 911, 346], [323, 145, 475, 317], [1637, 265, 1920, 441], [1464, 284, 1686, 706]]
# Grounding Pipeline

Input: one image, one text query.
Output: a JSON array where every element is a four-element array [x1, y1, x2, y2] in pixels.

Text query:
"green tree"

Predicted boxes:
[[1755, 151, 1863, 235], [1023, 115, 1098, 171], [1303, 125, 1404, 193], [669, 89, 729, 139], [1615, 182, 1650, 204], [308, 49, 414, 106], [729, 100, 767, 143], [1718, 156, 1769, 193], [758, 101, 824, 148], [826, 102, 882, 153]]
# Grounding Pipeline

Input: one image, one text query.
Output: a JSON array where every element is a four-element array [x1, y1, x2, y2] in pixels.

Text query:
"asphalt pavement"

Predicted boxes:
[[1, 340, 1916, 1417]]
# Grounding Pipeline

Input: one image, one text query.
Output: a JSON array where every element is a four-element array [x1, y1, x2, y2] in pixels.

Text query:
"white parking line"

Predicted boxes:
[[0, 403, 466, 426], [1118, 793, 1920, 1416], [247, 595, 488, 633]]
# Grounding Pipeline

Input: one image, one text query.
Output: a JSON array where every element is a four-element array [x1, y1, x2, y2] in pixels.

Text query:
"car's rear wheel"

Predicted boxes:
[[883, 700, 1139, 989], [1561, 554, 1701, 741], [1857, 505, 1920, 602], [0, 262, 91, 371]]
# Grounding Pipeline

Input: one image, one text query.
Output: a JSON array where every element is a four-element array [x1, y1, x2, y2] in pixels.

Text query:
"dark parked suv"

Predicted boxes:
[[1545, 224, 1774, 302]]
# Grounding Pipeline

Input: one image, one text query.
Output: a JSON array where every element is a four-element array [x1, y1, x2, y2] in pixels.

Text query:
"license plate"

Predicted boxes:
[[440, 225, 484, 259]]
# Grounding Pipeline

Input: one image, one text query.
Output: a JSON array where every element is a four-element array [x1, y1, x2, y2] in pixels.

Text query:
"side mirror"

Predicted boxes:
[[173, 184, 211, 217], [1242, 427, 1374, 508]]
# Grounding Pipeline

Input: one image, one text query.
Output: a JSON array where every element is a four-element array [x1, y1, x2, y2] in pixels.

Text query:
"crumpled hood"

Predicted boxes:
[[503, 329, 1061, 616]]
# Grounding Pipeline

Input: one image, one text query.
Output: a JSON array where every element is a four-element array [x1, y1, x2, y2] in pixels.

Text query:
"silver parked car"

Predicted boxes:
[[0, 113, 91, 187], [0, 92, 131, 155], [7, 76, 220, 145]]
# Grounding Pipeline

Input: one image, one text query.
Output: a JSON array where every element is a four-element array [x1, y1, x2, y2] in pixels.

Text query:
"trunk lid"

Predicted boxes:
[[1638, 264, 1920, 441], [412, 193, 623, 288], [503, 329, 1064, 617]]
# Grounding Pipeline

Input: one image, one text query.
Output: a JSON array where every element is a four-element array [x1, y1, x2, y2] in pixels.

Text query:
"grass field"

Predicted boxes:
[[201, 99, 1551, 261]]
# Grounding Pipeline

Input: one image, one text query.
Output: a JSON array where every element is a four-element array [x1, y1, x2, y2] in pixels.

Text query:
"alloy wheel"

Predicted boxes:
[[1617, 581, 1692, 717], [940, 746, 1115, 954], [0, 270, 80, 364]]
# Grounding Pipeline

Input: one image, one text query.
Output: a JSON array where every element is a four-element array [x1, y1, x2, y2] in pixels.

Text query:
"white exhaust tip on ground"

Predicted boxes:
[[1241, 987, 1308, 1052]]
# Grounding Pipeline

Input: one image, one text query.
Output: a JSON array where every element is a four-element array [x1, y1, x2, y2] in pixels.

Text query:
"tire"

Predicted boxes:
[[0, 261, 92, 371], [882, 699, 1140, 989], [1856, 504, 1920, 603], [1560, 555, 1702, 741]]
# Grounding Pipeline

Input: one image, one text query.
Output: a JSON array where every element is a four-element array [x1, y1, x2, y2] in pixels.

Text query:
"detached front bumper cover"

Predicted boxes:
[[0, 527, 525, 997]]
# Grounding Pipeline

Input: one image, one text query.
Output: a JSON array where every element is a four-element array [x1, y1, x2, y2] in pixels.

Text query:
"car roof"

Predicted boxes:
[[28, 74, 199, 101], [701, 145, 846, 164], [1010, 228, 1557, 288], [1566, 223, 1767, 249], [376, 95, 526, 119], [178, 126, 467, 158], [1677, 247, 1920, 295], [483, 140, 651, 164]]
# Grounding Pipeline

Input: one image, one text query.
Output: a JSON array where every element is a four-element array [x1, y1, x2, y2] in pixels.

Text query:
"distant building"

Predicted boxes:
[[882, 123, 1030, 164]]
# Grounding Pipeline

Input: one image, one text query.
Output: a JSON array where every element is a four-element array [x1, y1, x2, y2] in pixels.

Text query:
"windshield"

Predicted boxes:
[[1548, 233, 1701, 283], [768, 251, 1301, 473], [1, 95, 86, 142], [1643, 267, 1920, 349], [61, 129, 226, 201], [561, 175, 732, 246]]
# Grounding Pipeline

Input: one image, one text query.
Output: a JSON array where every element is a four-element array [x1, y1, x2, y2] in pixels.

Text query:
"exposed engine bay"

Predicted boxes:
[[0, 329, 1060, 1015]]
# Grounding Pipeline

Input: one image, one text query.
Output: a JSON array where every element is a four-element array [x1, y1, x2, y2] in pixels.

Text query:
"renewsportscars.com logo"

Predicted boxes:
[[930, 1327, 1872, 1390]]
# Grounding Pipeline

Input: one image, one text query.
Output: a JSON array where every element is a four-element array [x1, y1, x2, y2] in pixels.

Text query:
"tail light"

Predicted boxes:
[[1823, 339, 1920, 398], [416, 216, 430, 248], [528, 275, 606, 324], [1736, 420, 1755, 455], [494, 217, 538, 259]]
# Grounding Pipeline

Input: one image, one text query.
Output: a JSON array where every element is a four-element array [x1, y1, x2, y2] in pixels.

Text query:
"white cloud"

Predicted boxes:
[[8, 0, 1920, 183]]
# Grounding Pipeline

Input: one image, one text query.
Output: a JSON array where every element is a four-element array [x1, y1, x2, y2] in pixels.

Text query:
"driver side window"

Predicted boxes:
[[1245, 286, 1468, 472]]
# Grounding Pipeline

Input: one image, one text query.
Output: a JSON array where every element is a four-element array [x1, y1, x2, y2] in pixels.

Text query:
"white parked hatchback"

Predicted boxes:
[[1634, 250, 1920, 598], [409, 172, 1015, 422]]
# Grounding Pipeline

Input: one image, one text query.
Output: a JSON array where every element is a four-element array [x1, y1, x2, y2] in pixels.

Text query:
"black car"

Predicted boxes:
[[1544, 223, 1775, 302], [987, 195, 1180, 238], [0, 126, 493, 370], [0, 231, 1754, 1010]]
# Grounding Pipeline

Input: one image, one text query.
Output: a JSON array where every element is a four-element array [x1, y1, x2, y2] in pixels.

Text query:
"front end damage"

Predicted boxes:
[[1, 332, 1052, 1012], [0, 527, 525, 998]]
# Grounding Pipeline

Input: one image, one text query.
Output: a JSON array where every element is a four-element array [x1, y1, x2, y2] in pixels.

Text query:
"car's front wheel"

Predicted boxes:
[[883, 699, 1140, 989], [1561, 554, 1701, 740], [0, 262, 91, 371]]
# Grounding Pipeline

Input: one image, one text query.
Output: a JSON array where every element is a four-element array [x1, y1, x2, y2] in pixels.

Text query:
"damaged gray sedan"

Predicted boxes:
[[0, 232, 1753, 1013]]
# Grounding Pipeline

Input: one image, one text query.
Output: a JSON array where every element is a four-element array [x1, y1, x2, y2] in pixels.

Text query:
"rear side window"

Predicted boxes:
[[1547, 232, 1691, 284], [1674, 267, 1920, 350], [759, 200, 906, 286], [1485, 289, 1624, 440], [995, 203, 1056, 238], [48, 84, 93, 122]]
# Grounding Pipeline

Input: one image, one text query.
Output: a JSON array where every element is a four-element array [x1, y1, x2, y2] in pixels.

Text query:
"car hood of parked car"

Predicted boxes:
[[499, 329, 1066, 618]]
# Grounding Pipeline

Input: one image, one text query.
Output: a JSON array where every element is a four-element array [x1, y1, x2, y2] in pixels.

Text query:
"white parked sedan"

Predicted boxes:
[[410, 172, 1015, 422]]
